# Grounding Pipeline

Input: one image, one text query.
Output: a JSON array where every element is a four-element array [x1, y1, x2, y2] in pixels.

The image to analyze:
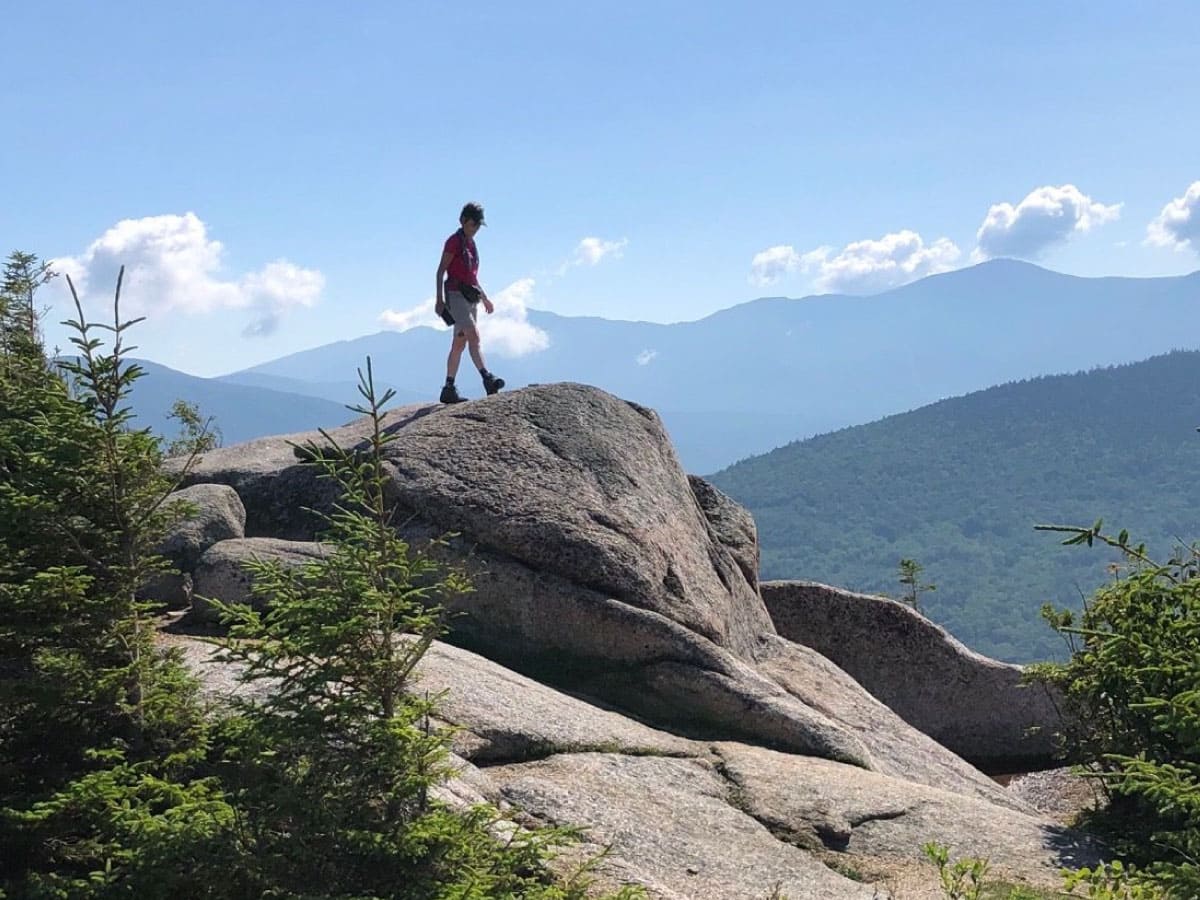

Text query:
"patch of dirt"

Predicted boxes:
[[1006, 766, 1105, 826]]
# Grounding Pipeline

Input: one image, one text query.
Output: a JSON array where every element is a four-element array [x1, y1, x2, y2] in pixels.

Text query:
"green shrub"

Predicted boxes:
[[924, 842, 990, 900], [1030, 522, 1199, 898]]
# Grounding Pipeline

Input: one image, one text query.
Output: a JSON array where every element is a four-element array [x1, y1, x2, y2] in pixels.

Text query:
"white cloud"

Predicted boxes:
[[479, 277, 550, 357], [379, 298, 440, 332], [749, 245, 804, 286], [1146, 181, 1200, 252], [795, 230, 961, 294], [554, 236, 629, 277], [52, 213, 323, 337], [974, 184, 1121, 261], [575, 236, 628, 266], [636, 349, 657, 366], [378, 277, 550, 358]]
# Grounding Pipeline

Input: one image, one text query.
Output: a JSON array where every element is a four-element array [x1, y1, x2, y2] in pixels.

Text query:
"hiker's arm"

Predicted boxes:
[[435, 250, 453, 307]]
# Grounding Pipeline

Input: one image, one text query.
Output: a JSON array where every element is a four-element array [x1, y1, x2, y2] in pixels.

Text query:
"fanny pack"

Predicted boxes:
[[439, 285, 481, 327]]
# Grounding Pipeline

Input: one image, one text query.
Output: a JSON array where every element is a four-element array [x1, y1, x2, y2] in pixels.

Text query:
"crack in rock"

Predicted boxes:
[[708, 751, 922, 859], [846, 807, 915, 828], [662, 564, 685, 599], [452, 411, 491, 424], [468, 742, 702, 769], [709, 754, 829, 853]]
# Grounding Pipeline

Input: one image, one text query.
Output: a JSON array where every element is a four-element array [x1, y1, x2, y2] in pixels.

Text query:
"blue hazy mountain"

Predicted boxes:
[[214, 370, 429, 408], [224, 260, 1200, 472], [125, 360, 355, 445]]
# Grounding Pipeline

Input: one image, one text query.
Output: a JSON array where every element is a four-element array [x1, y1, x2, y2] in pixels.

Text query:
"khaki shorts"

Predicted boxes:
[[446, 291, 478, 335]]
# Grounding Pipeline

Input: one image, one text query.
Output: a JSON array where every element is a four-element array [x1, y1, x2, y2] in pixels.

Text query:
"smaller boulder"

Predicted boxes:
[[190, 537, 330, 622], [490, 753, 878, 900], [159, 483, 247, 570], [711, 743, 1102, 876], [761, 581, 1062, 771], [137, 484, 246, 609]]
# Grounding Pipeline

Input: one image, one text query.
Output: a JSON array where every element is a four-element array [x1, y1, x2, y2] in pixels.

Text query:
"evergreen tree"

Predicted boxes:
[[0, 267, 230, 895], [0, 250, 54, 360], [897, 558, 936, 611]]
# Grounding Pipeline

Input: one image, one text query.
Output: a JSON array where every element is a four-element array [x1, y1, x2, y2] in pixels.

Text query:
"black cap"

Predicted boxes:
[[460, 202, 486, 226]]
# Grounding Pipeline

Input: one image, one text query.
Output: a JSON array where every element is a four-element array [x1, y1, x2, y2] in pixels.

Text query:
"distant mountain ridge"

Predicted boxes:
[[222, 260, 1200, 472], [120, 277, 1200, 662], [123, 260, 1199, 473], [709, 349, 1200, 663], [124, 360, 353, 446]]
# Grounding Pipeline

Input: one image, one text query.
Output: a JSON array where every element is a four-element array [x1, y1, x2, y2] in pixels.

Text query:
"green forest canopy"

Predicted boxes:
[[710, 350, 1200, 663]]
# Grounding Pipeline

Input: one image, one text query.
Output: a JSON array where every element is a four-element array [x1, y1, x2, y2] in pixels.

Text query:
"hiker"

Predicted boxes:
[[435, 202, 504, 403]]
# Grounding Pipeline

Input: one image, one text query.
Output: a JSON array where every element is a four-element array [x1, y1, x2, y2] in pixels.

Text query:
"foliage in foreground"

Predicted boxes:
[[1026, 522, 1200, 898], [1, 264, 217, 895], [925, 842, 1166, 899]]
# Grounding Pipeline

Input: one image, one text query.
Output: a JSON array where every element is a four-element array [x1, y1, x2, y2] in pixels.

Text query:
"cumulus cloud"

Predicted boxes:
[[574, 236, 627, 266], [479, 278, 550, 357], [552, 236, 628, 277], [52, 213, 323, 337], [378, 299, 440, 332], [749, 245, 805, 286], [974, 184, 1121, 261], [785, 230, 961, 294], [636, 349, 657, 366], [378, 277, 550, 358], [1146, 181, 1200, 252]]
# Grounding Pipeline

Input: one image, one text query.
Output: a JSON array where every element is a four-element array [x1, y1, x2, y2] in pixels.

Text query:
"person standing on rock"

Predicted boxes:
[[434, 202, 505, 404]]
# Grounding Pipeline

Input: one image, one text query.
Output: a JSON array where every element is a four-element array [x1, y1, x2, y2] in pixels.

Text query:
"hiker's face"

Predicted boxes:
[[461, 219, 481, 238]]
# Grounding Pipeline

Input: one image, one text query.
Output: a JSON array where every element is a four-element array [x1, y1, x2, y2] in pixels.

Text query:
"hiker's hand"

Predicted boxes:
[[435, 298, 445, 316], [482, 297, 495, 315]]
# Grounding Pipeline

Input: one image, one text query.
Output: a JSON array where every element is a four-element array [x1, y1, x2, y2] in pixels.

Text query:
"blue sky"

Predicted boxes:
[[4, 1, 1198, 376]]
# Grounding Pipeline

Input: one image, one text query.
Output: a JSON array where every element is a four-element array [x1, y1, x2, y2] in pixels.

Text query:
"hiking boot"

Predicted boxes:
[[482, 372, 505, 396], [439, 383, 467, 404]]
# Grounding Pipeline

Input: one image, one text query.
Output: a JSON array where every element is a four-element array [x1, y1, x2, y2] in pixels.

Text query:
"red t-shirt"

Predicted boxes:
[[443, 229, 479, 291]]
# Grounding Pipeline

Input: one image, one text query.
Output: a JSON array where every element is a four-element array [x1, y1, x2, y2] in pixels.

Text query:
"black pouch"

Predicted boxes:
[[437, 302, 456, 326], [459, 283, 482, 304]]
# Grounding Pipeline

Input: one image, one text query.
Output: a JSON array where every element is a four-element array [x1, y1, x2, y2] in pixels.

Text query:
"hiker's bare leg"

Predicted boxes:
[[446, 332, 468, 379], [461, 320, 488, 372]]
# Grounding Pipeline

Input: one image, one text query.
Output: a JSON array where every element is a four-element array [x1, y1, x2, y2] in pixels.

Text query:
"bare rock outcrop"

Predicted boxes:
[[171, 385, 1035, 807], [173, 635, 1100, 900]]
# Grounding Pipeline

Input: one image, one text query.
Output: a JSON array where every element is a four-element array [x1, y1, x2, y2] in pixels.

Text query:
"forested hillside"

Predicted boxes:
[[711, 350, 1200, 662]]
